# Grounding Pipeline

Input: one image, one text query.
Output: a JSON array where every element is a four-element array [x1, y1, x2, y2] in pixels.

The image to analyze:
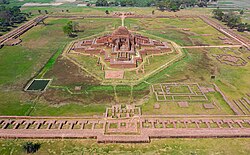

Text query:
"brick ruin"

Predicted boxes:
[[0, 108, 250, 143], [113, 12, 135, 17], [71, 26, 171, 69], [213, 54, 248, 66], [152, 83, 208, 102]]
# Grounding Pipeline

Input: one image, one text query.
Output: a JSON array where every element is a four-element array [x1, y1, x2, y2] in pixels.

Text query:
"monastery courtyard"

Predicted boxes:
[[0, 4, 250, 155]]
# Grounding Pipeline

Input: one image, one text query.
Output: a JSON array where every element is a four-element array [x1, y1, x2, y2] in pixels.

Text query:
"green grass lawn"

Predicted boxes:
[[206, 48, 250, 100], [141, 91, 234, 115], [0, 14, 249, 116], [0, 6, 249, 154], [30, 102, 107, 116], [0, 138, 249, 155], [125, 18, 231, 46], [0, 17, 120, 116]]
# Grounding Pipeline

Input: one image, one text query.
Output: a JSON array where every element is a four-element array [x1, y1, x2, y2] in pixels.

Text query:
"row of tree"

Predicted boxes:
[[156, 0, 218, 12], [96, 0, 217, 11], [212, 9, 250, 32], [0, 6, 29, 32], [96, 0, 155, 7], [0, 0, 9, 4]]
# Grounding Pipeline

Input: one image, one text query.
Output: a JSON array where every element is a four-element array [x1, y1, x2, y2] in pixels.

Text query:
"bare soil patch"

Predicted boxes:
[[44, 56, 100, 86], [41, 88, 115, 105]]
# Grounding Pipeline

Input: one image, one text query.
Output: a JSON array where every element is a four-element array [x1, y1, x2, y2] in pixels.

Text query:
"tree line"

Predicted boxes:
[[96, 0, 154, 7], [212, 8, 250, 32], [0, 5, 29, 33], [0, 0, 9, 4], [96, 0, 218, 11]]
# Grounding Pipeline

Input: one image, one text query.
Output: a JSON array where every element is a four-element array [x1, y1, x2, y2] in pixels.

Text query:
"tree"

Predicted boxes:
[[72, 21, 79, 32], [212, 8, 249, 32], [212, 8, 224, 20], [237, 23, 247, 32], [240, 10, 244, 15], [105, 10, 109, 15], [96, 0, 108, 6], [226, 13, 241, 28], [0, 0, 9, 4], [23, 142, 41, 154], [247, 24, 250, 31], [155, 0, 182, 12], [0, 6, 27, 32], [63, 25, 73, 36], [62, 21, 79, 37]]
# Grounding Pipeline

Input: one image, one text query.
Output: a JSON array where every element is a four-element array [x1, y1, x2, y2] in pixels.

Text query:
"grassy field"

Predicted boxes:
[[20, 5, 211, 16], [141, 91, 234, 115], [0, 10, 249, 116], [0, 5, 249, 154], [125, 17, 237, 46], [0, 138, 250, 155], [0, 17, 120, 116], [206, 47, 250, 99]]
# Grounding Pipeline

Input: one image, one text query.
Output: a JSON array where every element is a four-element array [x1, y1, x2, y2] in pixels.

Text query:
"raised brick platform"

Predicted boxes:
[[105, 70, 124, 79], [0, 113, 250, 143]]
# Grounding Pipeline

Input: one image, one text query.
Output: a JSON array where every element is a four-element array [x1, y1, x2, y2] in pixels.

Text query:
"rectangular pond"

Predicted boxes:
[[25, 79, 52, 92]]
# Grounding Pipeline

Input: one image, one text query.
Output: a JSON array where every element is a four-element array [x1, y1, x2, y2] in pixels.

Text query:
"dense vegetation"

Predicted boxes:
[[155, 0, 217, 11], [212, 8, 250, 32], [96, 0, 218, 11], [0, 5, 28, 33], [96, 0, 154, 7], [0, 0, 9, 4]]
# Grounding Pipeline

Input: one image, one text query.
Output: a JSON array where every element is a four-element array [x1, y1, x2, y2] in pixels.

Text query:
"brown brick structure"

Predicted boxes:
[[0, 113, 250, 143], [71, 26, 171, 69]]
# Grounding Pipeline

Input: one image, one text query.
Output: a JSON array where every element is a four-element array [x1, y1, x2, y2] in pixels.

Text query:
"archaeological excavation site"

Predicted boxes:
[[0, 0, 250, 154]]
